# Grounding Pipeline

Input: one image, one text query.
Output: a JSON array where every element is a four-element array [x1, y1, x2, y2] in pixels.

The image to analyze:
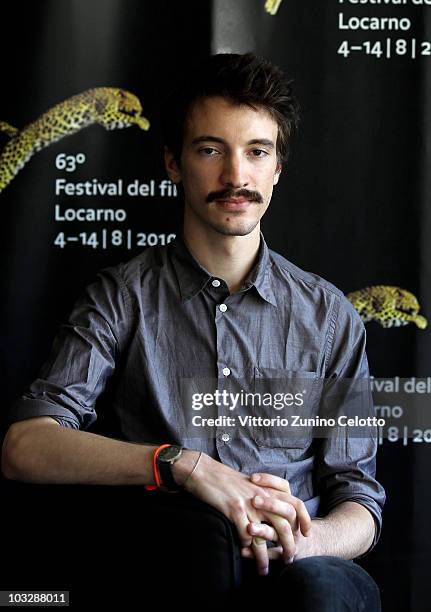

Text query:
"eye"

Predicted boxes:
[[199, 147, 219, 156], [249, 149, 269, 158]]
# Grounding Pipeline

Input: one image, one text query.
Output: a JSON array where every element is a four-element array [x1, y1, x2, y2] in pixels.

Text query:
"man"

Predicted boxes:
[[2, 53, 385, 609]]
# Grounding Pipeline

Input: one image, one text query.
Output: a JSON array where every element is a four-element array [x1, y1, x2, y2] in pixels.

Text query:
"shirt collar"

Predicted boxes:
[[170, 232, 277, 307]]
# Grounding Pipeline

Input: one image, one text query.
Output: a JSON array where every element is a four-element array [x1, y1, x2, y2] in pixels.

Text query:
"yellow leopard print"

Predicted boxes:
[[346, 285, 427, 329], [0, 87, 149, 193], [0, 121, 18, 138], [264, 0, 282, 15]]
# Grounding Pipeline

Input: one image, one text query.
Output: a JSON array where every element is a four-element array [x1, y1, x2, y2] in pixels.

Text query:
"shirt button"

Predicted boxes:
[[221, 433, 230, 443], [222, 367, 231, 377], [219, 304, 227, 313], [212, 279, 221, 288]]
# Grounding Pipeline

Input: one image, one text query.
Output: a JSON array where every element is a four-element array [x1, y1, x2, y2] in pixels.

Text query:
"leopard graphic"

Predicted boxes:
[[346, 285, 427, 329], [0, 87, 149, 193], [265, 0, 283, 15]]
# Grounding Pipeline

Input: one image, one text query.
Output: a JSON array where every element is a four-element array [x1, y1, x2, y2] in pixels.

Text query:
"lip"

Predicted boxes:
[[215, 198, 251, 210]]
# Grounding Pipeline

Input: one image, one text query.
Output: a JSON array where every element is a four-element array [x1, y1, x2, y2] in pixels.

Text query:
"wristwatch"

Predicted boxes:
[[156, 445, 183, 492]]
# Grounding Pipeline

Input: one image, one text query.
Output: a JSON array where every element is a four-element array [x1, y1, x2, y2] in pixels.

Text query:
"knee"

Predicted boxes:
[[277, 556, 380, 612], [281, 555, 349, 592], [285, 555, 351, 579]]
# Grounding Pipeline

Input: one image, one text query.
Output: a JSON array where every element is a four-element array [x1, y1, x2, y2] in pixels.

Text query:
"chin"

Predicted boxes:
[[209, 220, 259, 237]]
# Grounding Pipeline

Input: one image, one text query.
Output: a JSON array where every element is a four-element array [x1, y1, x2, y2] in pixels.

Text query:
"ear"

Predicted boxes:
[[164, 146, 182, 184], [273, 162, 282, 186]]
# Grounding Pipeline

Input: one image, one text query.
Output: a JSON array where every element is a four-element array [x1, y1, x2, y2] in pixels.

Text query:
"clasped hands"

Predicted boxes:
[[183, 453, 312, 577], [241, 472, 312, 576]]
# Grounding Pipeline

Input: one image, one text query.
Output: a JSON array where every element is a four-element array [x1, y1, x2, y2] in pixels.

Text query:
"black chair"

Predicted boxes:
[[2, 480, 243, 607]]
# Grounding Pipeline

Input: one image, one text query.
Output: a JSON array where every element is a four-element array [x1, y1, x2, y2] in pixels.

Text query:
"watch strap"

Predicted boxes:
[[144, 444, 171, 491], [158, 458, 182, 492]]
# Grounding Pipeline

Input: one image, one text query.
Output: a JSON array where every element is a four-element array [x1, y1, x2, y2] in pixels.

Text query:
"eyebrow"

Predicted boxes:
[[191, 135, 275, 149]]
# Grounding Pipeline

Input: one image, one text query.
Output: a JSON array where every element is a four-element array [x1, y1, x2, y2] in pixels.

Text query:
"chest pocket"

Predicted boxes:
[[250, 366, 321, 450]]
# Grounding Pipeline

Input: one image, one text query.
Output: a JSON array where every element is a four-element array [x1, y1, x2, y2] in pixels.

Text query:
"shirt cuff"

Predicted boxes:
[[6, 397, 82, 430]]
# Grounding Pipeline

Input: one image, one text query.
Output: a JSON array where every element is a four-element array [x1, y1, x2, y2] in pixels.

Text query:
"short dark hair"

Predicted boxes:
[[160, 52, 299, 166]]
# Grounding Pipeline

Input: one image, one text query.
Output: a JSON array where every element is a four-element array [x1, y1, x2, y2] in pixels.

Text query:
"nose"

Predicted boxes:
[[220, 153, 249, 188]]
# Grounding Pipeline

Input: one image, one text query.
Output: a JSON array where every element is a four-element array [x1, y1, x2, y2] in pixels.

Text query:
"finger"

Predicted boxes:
[[289, 497, 312, 536], [269, 514, 297, 562], [232, 509, 254, 547], [253, 478, 311, 538], [251, 473, 291, 494], [253, 495, 297, 528], [248, 521, 278, 542], [242, 545, 289, 562], [251, 535, 270, 576], [250, 506, 297, 562], [253, 495, 298, 563], [255, 492, 311, 537]]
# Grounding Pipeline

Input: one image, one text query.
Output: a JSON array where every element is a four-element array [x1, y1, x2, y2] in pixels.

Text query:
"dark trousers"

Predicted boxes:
[[235, 555, 381, 611], [2, 482, 381, 610]]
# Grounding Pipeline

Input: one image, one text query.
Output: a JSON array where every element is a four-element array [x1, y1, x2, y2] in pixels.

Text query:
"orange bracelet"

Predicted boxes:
[[144, 444, 172, 491]]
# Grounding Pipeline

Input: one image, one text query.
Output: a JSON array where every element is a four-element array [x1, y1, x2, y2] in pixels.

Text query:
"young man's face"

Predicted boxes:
[[165, 96, 281, 237]]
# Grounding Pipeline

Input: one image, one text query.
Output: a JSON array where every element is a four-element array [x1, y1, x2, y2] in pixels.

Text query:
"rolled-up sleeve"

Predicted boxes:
[[314, 295, 386, 553], [7, 266, 132, 431]]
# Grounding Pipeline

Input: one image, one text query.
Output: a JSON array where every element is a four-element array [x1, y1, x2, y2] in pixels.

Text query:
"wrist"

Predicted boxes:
[[171, 450, 201, 488], [296, 518, 323, 559]]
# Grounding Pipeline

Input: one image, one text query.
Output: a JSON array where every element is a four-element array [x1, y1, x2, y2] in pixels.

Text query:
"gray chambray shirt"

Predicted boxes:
[[9, 233, 385, 548]]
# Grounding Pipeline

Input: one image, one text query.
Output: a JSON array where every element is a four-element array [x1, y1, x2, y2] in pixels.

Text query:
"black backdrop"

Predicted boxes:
[[1, 1, 430, 609]]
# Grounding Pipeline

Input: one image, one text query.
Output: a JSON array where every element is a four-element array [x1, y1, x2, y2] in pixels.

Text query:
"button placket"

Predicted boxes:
[[214, 296, 234, 455]]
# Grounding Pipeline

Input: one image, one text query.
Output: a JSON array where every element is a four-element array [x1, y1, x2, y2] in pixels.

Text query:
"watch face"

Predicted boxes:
[[158, 445, 182, 462]]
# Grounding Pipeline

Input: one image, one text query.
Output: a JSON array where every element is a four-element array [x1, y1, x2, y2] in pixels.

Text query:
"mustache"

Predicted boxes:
[[206, 188, 263, 204]]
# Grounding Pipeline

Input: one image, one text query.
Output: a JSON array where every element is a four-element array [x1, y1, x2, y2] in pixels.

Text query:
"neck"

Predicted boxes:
[[182, 215, 261, 294]]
